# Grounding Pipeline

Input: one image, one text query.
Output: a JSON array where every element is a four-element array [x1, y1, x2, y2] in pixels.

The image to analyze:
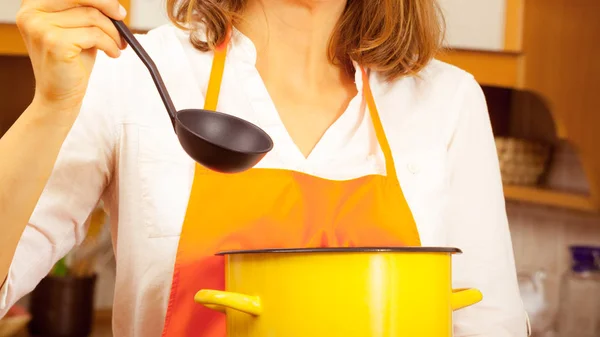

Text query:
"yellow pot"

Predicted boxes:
[[195, 247, 482, 337]]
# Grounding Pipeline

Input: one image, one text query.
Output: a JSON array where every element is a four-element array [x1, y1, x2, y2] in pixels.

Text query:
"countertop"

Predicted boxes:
[[14, 313, 112, 337], [88, 322, 112, 337], [14, 322, 112, 337]]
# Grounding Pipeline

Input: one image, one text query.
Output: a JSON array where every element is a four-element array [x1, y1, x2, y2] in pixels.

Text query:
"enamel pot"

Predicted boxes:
[[195, 247, 483, 337]]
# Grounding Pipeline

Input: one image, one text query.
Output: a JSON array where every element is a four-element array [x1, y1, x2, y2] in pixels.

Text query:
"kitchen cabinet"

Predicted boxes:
[[0, 0, 24, 55], [503, 186, 597, 213], [515, 0, 600, 213], [437, 50, 520, 89], [456, 0, 600, 213], [0, 24, 26, 56], [439, 0, 600, 213]]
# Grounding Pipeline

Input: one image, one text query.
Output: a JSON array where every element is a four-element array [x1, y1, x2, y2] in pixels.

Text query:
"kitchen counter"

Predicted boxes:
[[89, 322, 112, 337], [14, 322, 112, 337], [14, 313, 112, 337], [87, 322, 112, 337]]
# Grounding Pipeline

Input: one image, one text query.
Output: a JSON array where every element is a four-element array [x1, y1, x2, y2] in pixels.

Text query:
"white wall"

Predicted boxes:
[[0, 0, 19, 24], [130, 0, 170, 31], [438, 0, 507, 51]]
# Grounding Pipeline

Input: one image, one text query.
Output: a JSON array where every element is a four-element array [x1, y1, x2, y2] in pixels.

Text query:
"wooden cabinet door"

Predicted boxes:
[[0, 0, 19, 24], [438, 0, 508, 51], [129, 0, 170, 31]]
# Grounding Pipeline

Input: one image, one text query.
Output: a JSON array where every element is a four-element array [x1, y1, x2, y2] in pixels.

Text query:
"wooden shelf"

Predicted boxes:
[[0, 24, 27, 56], [437, 49, 522, 89], [503, 185, 598, 213]]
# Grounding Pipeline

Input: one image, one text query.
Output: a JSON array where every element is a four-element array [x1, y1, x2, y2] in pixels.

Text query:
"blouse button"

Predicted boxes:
[[407, 163, 420, 174]]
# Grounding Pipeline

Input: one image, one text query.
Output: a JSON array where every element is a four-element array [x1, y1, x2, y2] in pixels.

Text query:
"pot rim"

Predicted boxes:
[[216, 247, 462, 255]]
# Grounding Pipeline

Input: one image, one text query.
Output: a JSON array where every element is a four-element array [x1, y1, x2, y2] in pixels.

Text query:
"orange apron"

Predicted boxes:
[[160, 38, 421, 337]]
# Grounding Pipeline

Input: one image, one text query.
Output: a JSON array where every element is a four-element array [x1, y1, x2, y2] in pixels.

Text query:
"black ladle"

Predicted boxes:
[[111, 20, 273, 173]]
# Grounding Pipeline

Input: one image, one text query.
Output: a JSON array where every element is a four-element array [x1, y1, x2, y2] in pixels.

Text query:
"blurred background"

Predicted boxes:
[[0, 0, 599, 336]]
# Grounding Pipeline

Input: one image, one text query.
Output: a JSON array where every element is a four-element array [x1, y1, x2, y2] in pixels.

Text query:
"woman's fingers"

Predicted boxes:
[[16, 0, 129, 108], [52, 6, 126, 50]]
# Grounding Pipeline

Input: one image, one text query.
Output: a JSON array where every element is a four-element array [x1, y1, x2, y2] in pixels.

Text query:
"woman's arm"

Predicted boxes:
[[0, 48, 122, 312], [445, 75, 528, 337], [0, 0, 126, 288], [0, 101, 80, 286]]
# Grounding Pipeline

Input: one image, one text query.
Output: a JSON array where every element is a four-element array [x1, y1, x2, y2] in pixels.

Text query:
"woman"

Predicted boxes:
[[0, 0, 527, 336]]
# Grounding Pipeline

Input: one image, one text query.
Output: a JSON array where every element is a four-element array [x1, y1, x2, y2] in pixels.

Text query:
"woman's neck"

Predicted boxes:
[[237, 0, 352, 92]]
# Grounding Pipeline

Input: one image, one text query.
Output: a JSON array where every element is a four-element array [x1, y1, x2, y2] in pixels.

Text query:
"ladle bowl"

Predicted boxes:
[[112, 20, 273, 173], [175, 109, 273, 173]]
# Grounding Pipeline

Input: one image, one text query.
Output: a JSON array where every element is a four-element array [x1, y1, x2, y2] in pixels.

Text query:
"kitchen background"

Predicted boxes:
[[1, 0, 599, 337]]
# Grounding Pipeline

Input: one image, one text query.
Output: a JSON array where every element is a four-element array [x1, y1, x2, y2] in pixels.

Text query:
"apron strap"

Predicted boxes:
[[360, 68, 398, 182], [204, 33, 230, 111], [203, 33, 399, 182]]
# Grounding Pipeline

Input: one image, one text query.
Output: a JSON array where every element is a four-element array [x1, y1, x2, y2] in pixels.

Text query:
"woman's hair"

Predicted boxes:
[[167, 0, 444, 81]]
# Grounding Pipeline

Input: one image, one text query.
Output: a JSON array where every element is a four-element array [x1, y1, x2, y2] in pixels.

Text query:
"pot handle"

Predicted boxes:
[[194, 289, 262, 316], [451, 288, 483, 311]]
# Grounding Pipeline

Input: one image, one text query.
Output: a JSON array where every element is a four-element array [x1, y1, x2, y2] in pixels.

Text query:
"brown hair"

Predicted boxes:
[[167, 0, 444, 81]]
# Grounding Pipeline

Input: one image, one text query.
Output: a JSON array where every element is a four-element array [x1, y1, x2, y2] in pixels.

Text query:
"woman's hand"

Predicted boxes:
[[16, 0, 128, 112]]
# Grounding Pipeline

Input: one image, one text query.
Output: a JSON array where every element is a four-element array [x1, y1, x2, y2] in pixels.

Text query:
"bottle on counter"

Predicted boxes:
[[519, 269, 553, 336], [555, 245, 600, 337]]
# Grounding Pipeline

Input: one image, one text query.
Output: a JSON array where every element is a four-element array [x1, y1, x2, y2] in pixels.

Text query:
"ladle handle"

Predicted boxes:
[[111, 19, 177, 127]]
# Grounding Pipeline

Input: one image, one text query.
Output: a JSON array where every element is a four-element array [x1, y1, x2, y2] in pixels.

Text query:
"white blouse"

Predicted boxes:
[[0, 24, 527, 336]]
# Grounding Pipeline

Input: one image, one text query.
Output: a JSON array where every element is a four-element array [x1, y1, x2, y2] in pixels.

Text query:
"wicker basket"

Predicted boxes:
[[495, 137, 551, 186]]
